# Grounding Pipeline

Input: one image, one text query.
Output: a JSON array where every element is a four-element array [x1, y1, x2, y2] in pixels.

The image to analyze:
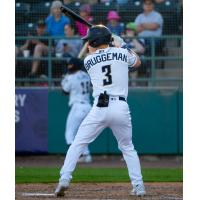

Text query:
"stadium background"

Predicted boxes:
[[15, 0, 183, 155], [15, 0, 183, 199]]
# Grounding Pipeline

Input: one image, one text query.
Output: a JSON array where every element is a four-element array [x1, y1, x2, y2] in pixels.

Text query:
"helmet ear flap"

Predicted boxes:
[[89, 39, 98, 48]]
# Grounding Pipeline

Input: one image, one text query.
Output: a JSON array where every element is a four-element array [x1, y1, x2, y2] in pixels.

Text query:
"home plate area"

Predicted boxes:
[[16, 182, 183, 200]]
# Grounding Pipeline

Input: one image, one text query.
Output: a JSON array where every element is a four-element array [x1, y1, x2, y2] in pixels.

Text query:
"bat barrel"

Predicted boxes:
[[60, 5, 93, 27]]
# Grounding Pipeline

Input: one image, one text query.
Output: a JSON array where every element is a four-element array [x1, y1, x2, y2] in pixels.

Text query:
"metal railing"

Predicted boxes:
[[15, 35, 183, 88]]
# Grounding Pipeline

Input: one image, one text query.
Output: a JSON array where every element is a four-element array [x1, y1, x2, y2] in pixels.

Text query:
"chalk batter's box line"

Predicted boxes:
[[21, 193, 182, 200], [22, 193, 55, 197]]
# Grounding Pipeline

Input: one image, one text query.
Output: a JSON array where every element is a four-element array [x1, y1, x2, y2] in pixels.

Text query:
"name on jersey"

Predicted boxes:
[[85, 53, 127, 71]]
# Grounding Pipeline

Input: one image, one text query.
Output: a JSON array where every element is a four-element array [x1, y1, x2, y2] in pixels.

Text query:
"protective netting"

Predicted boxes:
[[15, 0, 183, 87]]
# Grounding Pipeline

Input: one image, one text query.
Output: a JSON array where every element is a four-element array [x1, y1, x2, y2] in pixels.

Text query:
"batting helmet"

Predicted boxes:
[[67, 57, 83, 74], [82, 25, 112, 48]]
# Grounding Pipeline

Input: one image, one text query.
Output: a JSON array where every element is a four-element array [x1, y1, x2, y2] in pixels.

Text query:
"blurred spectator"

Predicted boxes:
[[154, 0, 165, 3], [87, 0, 98, 5], [45, 0, 70, 36], [100, 0, 113, 3], [75, 4, 93, 37], [135, 0, 163, 38], [123, 22, 146, 86], [63, 0, 73, 5], [107, 11, 124, 36], [123, 22, 145, 55], [135, 0, 164, 56], [16, 20, 49, 76], [55, 24, 83, 57]]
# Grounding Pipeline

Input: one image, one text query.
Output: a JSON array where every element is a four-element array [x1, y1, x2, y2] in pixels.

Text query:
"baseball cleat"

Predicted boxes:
[[130, 184, 146, 196], [54, 180, 69, 197], [78, 155, 92, 163]]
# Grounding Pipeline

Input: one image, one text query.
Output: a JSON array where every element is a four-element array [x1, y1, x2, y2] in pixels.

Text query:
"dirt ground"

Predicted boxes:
[[16, 183, 183, 200], [16, 155, 183, 200], [15, 155, 182, 168]]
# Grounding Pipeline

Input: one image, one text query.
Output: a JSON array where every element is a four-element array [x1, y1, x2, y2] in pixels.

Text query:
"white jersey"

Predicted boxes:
[[84, 47, 137, 99], [59, 48, 144, 190], [61, 70, 91, 106]]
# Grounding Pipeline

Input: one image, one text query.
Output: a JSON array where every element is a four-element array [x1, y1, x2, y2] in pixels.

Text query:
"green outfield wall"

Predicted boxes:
[[48, 88, 183, 155]]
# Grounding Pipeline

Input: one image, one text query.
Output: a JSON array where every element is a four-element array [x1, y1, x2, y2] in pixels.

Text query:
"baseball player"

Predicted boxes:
[[61, 57, 92, 163], [55, 25, 146, 197]]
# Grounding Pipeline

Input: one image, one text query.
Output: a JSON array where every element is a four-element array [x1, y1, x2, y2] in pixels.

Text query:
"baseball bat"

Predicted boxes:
[[78, 42, 88, 58], [60, 5, 93, 59], [60, 5, 138, 63], [60, 5, 93, 27]]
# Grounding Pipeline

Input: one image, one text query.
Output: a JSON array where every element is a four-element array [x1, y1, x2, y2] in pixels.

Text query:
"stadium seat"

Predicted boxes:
[[92, 2, 117, 15], [92, 2, 117, 24], [118, 1, 143, 22], [162, 14, 179, 34], [16, 2, 30, 13], [16, 23, 35, 36], [24, 2, 51, 25], [64, 2, 82, 13], [16, 0, 48, 3], [16, 14, 30, 25], [155, 0, 178, 13], [155, 0, 179, 34], [30, 2, 51, 17]]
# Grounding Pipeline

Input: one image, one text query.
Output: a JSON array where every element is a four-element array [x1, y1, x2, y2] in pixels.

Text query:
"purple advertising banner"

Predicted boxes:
[[15, 88, 48, 153]]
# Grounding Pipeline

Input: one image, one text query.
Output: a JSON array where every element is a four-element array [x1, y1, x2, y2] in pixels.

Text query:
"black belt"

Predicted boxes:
[[110, 96, 126, 102], [119, 97, 126, 102]]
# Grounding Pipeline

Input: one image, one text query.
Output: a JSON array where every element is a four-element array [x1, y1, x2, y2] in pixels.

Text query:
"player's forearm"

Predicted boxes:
[[134, 55, 141, 68], [130, 50, 141, 68], [132, 39, 145, 54]]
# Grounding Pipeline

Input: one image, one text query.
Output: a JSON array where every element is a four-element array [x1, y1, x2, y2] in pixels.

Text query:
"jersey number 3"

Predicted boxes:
[[102, 65, 112, 86]]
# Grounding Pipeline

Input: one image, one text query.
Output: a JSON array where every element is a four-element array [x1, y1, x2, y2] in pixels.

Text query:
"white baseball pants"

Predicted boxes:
[[65, 102, 91, 155], [60, 97, 143, 186]]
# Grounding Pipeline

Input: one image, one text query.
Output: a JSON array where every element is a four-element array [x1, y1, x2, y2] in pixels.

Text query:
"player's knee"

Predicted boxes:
[[118, 142, 135, 152], [66, 135, 74, 145]]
